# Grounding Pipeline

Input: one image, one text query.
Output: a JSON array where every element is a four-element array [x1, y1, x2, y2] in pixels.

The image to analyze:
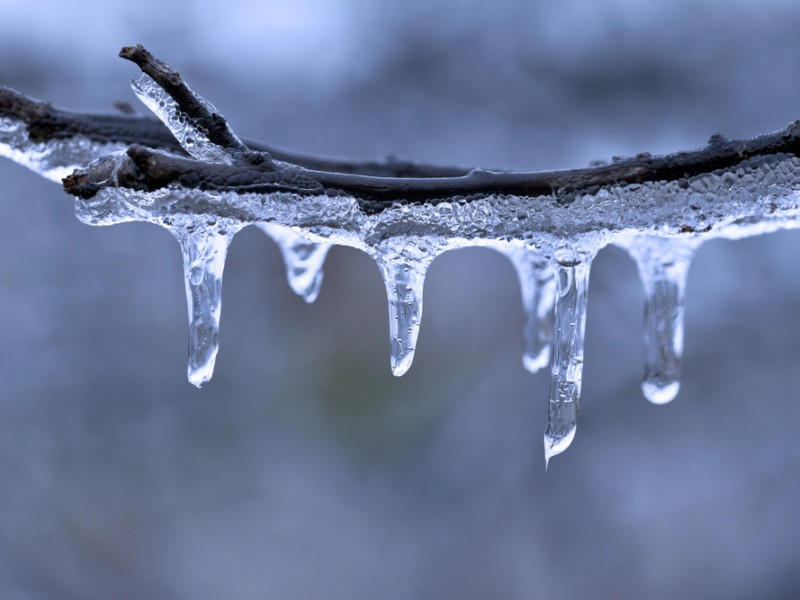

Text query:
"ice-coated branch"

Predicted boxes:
[[55, 46, 800, 463], [0, 85, 181, 152], [0, 86, 466, 178], [119, 45, 247, 154], [64, 129, 800, 206], [7, 45, 800, 463]]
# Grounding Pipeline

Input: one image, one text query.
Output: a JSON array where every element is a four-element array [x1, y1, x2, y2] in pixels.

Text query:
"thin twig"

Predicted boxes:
[[119, 44, 247, 152], [0, 85, 467, 178]]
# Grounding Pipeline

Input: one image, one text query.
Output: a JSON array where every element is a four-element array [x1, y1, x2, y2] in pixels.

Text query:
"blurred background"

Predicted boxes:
[[2, 0, 800, 598]]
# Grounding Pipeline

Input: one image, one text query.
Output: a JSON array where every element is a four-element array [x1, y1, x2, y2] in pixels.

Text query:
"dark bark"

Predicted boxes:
[[0, 85, 182, 150]]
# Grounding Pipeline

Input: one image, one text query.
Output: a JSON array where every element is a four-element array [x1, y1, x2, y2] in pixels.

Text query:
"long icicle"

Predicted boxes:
[[500, 247, 555, 373], [256, 223, 331, 303], [544, 255, 593, 468], [171, 224, 237, 387], [622, 237, 698, 404]]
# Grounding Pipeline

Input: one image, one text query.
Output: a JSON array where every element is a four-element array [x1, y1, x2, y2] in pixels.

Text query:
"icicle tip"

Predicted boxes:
[[642, 380, 680, 405], [544, 426, 576, 470], [390, 352, 415, 377], [523, 347, 551, 374]]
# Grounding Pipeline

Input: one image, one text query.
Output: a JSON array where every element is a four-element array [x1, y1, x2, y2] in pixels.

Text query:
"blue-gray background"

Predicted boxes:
[[1, 1, 800, 598]]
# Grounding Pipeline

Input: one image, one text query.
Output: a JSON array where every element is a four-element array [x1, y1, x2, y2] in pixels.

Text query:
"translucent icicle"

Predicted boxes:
[[374, 241, 442, 377], [500, 248, 555, 373], [256, 223, 331, 303], [544, 256, 592, 468], [170, 224, 236, 387], [623, 237, 698, 405]]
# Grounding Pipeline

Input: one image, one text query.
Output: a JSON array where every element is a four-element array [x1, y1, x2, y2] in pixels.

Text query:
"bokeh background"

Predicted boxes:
[[2, 0, 800, 598]]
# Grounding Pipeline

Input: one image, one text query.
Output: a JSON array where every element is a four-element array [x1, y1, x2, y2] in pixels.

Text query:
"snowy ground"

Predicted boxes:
[[2, 0, 800, 598]]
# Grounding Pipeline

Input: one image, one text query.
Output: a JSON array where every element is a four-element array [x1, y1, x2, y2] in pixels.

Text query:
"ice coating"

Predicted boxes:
[[499, 247, 555, 373], [256, 223, 330, 303], [373, 238, 444, 376], [130, 74, 239, 164], [544, 254, 593, 468], [0, 116, 122, 182], [619, 236, 699, 404], [170, 223, 238, 387]]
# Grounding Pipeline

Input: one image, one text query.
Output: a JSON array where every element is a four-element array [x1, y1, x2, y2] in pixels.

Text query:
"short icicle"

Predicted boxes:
[[622, 237, 698, 405], [500, 247, 555, 373], [544, 253, 593, 468], [374, 240, 442, 377], [256, 223, 331, 303], [171, 223, 237, 387]]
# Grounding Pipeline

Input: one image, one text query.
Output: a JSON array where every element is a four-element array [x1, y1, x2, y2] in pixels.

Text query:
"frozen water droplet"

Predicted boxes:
[[373, 239, 443, 376], [257, 223, 330, 303], [130, 74, 238, 164], [620, 237, 698, 405], [499, 247, 555, 373], [544, 256, 593, 466], [170, 223, 236, 387]]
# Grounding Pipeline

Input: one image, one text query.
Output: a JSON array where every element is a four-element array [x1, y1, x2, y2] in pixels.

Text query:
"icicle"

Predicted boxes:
[[170, 223, 237, 387], [544, 253, 593, 468], [499, 247, 555, 373], [622, 237, 698, 405], [373, 240, 443, 377], [256, 223, 331, 303], [378, 260, 427, 377]]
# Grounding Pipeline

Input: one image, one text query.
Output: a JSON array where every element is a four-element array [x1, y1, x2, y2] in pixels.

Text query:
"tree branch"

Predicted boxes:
[[0, 84, 181, 150], [62, 112, 800, 213], [119, 44, 247, 153], [0, 85, 467, 178], [53, 45, 800, 214]]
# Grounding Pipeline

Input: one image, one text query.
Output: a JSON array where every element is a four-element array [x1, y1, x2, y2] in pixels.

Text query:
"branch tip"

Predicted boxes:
[[119, 44, 246, 153]]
